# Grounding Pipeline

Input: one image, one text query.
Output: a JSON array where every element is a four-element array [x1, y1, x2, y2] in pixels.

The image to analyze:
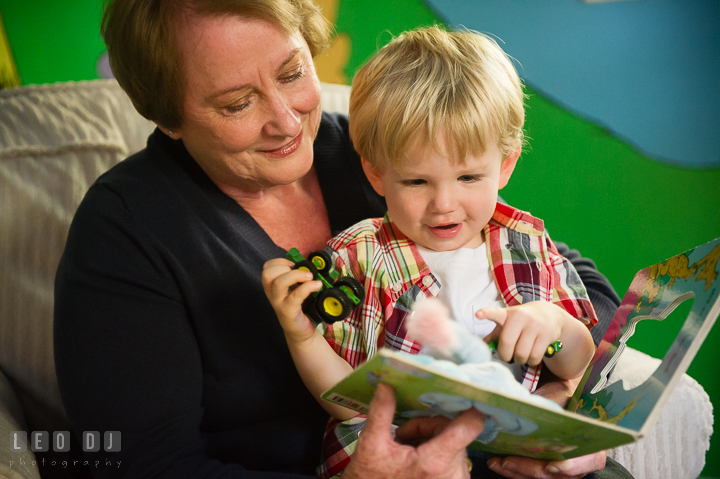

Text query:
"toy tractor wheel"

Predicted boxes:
[[334, 277, 365, 304], [292, 260, 319, 280], [316, 288, 353, 323], [545, 341, 563, 358], [307, 250, 332, 276], [301, 296, 324, 324]]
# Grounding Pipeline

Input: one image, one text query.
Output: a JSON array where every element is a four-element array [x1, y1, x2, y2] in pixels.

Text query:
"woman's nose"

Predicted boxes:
[[263, 91, 301, 137]]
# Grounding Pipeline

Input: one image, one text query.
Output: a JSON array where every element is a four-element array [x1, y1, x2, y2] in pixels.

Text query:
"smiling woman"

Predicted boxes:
[[54, 1, 392, 477], [172, 16, 323, 195]]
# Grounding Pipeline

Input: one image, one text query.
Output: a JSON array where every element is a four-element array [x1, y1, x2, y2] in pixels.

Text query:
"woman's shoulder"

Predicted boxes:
[[96, 129, 195, 188]]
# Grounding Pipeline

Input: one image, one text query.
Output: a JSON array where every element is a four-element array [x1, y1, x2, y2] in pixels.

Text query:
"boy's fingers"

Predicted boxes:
[[476, 307, 508, 326], [496, 320, 522, 363], [483, 325, 501, 344], [528, 338, 548, 366], [263, 258, 294, 270], [270, 268, 315, 295], [513, 330, 540, 365], [287, 280, 323, 305], [261, 260, 295, 291]]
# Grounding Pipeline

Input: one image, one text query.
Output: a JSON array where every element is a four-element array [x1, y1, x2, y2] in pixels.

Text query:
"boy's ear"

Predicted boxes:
[[498, 147, 521, 190], [361, 157, 385, 197]]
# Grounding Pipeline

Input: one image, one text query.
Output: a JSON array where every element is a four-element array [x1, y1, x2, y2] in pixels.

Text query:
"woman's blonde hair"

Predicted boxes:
[[101, 0, 332, 129], [349, 26, 526, 170]]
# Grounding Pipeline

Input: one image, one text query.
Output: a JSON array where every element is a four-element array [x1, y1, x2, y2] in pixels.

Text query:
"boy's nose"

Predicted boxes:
[[430, 187, 458, 213]]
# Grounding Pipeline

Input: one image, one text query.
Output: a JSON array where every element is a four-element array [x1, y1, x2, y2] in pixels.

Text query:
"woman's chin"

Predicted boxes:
[[268, 156, 315, 186]]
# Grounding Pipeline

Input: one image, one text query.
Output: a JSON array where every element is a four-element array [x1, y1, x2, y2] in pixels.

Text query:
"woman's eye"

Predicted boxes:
[[280, 69, 304, 83], [225, 101, 250, 114]]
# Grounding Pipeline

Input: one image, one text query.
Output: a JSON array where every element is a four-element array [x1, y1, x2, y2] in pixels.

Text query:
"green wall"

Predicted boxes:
[[0, 0, 105, 85], [2, 0, 718, 476]]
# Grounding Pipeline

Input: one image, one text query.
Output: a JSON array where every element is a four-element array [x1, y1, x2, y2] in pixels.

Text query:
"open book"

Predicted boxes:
[[321, 237, 720, 460]]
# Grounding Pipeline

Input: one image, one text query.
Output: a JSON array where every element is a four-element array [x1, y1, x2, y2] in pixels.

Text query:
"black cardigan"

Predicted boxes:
[[54, 112, 619, 478]]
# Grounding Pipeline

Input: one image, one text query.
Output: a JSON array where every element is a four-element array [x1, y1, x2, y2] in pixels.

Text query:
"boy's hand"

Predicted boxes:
[[476, 302, 567, 366], [262, 258, 323, 344]]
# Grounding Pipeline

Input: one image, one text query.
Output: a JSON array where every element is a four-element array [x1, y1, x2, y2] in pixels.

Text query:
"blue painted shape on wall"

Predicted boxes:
[[425, 0, 720, 168]]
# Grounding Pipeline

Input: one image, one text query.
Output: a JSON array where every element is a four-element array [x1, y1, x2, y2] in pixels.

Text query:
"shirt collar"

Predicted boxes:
[[490, 202, 545, 237]]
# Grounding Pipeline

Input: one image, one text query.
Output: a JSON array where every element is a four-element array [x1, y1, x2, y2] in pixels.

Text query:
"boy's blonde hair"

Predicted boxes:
[[349, 26, 525, 170]]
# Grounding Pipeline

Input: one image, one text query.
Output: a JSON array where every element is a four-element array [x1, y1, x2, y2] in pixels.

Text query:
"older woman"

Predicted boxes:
[[54, 1, 629, 478]]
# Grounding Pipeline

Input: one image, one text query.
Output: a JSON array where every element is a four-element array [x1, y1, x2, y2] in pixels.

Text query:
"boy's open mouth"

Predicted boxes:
[[428, 222, 463, 238]]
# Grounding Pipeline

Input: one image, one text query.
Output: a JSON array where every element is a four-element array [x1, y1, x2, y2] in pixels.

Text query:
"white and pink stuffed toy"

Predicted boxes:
[[402, 297, 562, 442]]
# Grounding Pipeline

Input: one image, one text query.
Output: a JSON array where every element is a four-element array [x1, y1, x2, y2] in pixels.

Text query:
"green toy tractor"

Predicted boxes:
[[286, 248, 365, 324]]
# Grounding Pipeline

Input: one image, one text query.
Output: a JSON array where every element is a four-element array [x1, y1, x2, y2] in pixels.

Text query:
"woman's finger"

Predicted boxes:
[[546, 451, 606, 476], [422, 407, 486, 454], [362, 383, 399, 442], [395, 416, 453, 445], [488, 456, 552, 479]]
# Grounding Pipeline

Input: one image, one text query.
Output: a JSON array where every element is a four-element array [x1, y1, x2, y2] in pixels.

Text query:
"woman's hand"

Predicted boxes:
[[481, 340, 607, 479], [487, 451, 607, 479], [342, 383, 486, 479], [261, 258, 322, 344]]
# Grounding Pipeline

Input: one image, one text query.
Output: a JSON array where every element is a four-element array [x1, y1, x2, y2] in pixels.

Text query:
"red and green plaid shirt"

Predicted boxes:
[[317, 202, 597, 478]]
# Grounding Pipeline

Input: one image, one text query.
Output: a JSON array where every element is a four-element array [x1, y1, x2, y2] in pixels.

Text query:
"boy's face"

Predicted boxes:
[[363, 135, 518, 252]]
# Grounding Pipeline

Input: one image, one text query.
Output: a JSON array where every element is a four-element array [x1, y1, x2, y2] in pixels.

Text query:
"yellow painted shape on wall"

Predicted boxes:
[[313, 0, 351, 85], [0, 11, 20, 88]]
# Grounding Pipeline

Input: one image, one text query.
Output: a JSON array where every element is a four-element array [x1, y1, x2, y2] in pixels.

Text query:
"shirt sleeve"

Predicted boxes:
[[54, 184, 315, 479], [544, 232, 599, 330], [319, 240, 382, 369], [553, 241, 621, 346]]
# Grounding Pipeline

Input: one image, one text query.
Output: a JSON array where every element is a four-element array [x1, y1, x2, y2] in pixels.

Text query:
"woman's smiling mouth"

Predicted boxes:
[[261, 131, 303, 157]]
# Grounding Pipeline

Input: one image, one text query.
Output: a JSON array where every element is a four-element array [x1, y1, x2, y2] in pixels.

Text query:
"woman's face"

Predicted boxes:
[[173, 13, 322, 194]]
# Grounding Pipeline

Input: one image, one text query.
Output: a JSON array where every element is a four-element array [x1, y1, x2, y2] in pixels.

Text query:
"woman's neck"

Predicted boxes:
[[221, 168, 332, 256]]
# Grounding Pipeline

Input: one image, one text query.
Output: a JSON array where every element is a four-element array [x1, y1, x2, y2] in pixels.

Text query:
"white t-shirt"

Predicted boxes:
[[417, 243, 504, 338], [417, 244, 525, 381]]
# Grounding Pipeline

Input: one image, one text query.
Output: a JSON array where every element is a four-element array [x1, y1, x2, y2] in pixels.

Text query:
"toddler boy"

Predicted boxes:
[[262, 26, 597, 478]]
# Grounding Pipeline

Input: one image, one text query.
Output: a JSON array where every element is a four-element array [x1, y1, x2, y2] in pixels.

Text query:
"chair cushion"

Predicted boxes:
[[606, 347, 713, 479], [0, 367, 41, 479], [0, 80, 155, 428]]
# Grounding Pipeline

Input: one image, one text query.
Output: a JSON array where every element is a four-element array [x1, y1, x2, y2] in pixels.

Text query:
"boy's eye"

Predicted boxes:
[[401, 179, 426, 186], [458, 174, 482, 183]]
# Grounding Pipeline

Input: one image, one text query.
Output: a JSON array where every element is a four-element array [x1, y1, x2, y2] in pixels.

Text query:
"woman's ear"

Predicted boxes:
[[361, 158, 385, 197], [498, 147, 521, 190], [156, 124, 182, 140]]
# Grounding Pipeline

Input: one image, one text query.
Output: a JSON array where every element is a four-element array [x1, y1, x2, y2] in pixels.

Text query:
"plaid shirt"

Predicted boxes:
[[317, 202, 597, 478]]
